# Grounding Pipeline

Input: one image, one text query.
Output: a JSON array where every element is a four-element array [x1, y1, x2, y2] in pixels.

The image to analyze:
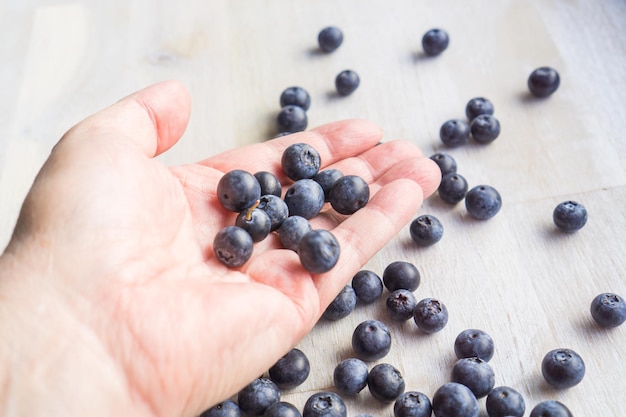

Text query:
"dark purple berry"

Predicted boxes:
[[454, 329, 495, 362], [313, 169, 344, 202], [297, 229, 340, 274], [432, 382, 479, 417], [281, 143, 321, 181], [386, 289, 418, 322], [438, 172, 468, 204], [237, 378, 281, 416], [264, 402, 302, 417], [440, 119, 470, 147], [213, 226, 254, 267], [351, 270, 384, 304], [465, 97, 495, 121], [485, 386, 525, 417], [303, 392, 347, 417], [335, 70, 360, 96], [199, 400, 242, 417], [284, 179, 325, 219], [236, 206, 271, 242], [383, 261, 421, 292], [421, 28, 449, 56], [318, 26, 344, 53], [413, 298, 448, 333], [278, 215, 312, 252], [277, 105, 307, 133], [393, 391, 432, 417], [553, 200, 587, 232], [280, 86, 311, 110], [541, 348, 585, 389], [255, 171, 282, 197], [465, 185, 502, 220], [258, 194, 289, 231], [590, 292, 626, 328], [470, 114, 500, 144], [352, 319, 392, 361], [410, 214, 444, 247], [429, 152, 457, 176], [528, 66, 560, 98], [217, 169, 262, 212], [323, 285, 357, 321], [529, 401, 572, 417], [451, 357, 495, 398], [329, 175, 370, 215], [333, 358, 369, 396], [268, 348, 311, 390], [367, 363, 406, 403]]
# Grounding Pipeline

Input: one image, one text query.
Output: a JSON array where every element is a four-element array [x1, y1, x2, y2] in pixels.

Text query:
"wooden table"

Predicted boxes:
[[1, 1, 625, 415]]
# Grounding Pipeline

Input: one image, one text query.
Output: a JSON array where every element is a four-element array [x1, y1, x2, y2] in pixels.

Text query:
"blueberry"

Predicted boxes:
[[264, 402, 302, 417], [303, 392, 347, 417], [541, 348, 585, 389], [383, 261, 421, 292], [323, 285, 357, 320], [255, 171, 282, 197], [213, 226, 254, 267], [236, 206, 272, 242], [318, 26, 344, 53], [278, 215, 312, 251], [465, 97, 495, 121], [217, 170, 262, 212], [438, 172, 469, 204], [485, 386, 525, 417], [465, 185, 502, 220], [413, 298, 448, 333], [451, 357, 495, 398], [284, 179, 325, 219], [410, 214, 444, 247], [281, 143, 321, 181], [280, 86, 311, 111], [297, 229, 340, 274], [421, 28, 450, 56], [335, 70, 360, 96], [553, 200, 587, 232], [454, 329, 495, 362], [333, 358, 369, 396], [352, 319, 392, 361], [277, 105, 308, 133], [237, 377, 281, 416], [367, 363, 406, 403], [590, 292, 626, 328], [386, 289, 418, 322], [329, 175, 370, 215], [528, 66, 560, 98], [268, 348, 311, 390], [393, 391, 432, 417], [313, 169, 344, 202], [258, 194, 290, 231], [429, 152, 457, 176], [199, 400, 242, 417], [470, 114, 501, 144], [432, 382, 479, 417], [529, 401, 572, 417], [440, 119, 470, 147], [351, 270, 384, 304]]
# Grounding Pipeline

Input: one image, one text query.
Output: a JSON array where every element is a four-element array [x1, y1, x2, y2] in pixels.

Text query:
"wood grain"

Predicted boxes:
[[1, 0, 625, 415]]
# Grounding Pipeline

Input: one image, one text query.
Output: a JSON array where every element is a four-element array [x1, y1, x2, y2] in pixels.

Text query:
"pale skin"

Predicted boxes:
[[0, 81, 440, 417]]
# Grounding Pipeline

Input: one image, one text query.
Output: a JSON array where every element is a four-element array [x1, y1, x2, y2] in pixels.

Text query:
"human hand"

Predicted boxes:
[[0, 81, 440, 417]]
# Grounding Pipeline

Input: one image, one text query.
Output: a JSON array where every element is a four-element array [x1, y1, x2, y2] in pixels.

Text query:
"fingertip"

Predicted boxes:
[[313, 119, 383, 149]]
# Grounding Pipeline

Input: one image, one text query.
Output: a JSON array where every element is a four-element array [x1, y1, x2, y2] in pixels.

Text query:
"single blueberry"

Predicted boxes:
[[421, 28, 450, 56], [217, 170, 262, 212], [254, 171, 282, 197], [553, 200, 587, 232], [383, 261, 421, 292], [528, 66, 560, 98], [335, 70, 360, 96], [302, 392, 347, 417], [440, 119, 470, 147], [329, 175, 370, 215], [213, 226, 254, 268], [393, 391, 432, 417], [237, 377, 281, 416], [451, 357, 496, 398], [258, 194, 290, 231], [541, 348, 585, 389], [529, 401, 572, 417], [318, 26, 344, 53], [297, 229, 340, 274], [429, 152, 457, 177], [590, 292, 626, 328], [281, 143, 322, 181], [323, 285, 357, 321], [413, 298, 448, 334], [486, 386, 526, 417], [465, 185, 502, 220], [386, 289, 418, 322], [284, 179, 325, 219], [313, 169, 344, 202], [277, 105, 308, 133], [264, 402, 302, 417], [278, 215, 312, 252], [432, 382, 479, 417], [280, 86, 311, 111], [351, 270, 383, 304], [199, 400, 242, 417], [454, 329, 495, 362], [409, 214, 444, 247], [333, 358, 369, 396], [236, 207, 272, 242], [465, 97, 495, 121], [268, 348, 311, 390], [470, 114, 501, 144], [352, 319, 392, 361], [367, 363, 406, 403], [438, 172, 469, 204]]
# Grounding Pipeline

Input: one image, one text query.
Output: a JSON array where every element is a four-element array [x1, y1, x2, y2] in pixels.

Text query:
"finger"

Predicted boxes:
[[58, 80, 191, 157]]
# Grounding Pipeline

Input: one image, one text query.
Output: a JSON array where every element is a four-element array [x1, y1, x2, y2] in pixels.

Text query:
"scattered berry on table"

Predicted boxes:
[[451, 357, 496, 398], [383, 261, 421, 292], [413, 298, 449, 333], [217, 169, 262, 212], [213, 226, 254, 267], [199, 400, 242, 417], [485, 386, 526, 417], [297, 229, 340, 273], [280, 86, 311, 110], [409, 214, 444, 247], [393, 391, 432, 417], [333, 358, 369, 396], [277, 105, 308, 133], [454, 328, 495, 362], [590, 292, 626, 328], [470, 114, 501, 144], [335, 70, 360, 96], [318, 26, 344, 53], [329, 175, 370, 215], [527, 66, 560, 98], [284, 179, 325, 219], [264, 402, 302, 417], [386, 289, 418, 322], [313, 169, 344, 202], [235, 206, 271, 242], [268, 348, 311, 390], [367, 363, 406, 403], [541, 348, 586, 389], [465, 97, 495, 121], [553, 200, 587, 232], [351, 270, 384, 304], [254, 171, 282, 197], [439, 119, 470, 147], [352, 319, 392, 361], [421, 28, 450, 56], [323, 285, 357, 321], [529, 400, 572, 417], [438, 172, 468, 204], [237, 377, 281, 416], [429, 152, 457, 176], [281, 143, 321, 181], [432, 382, 479, 417], [465, 185, 502, 220], [303, 392, 347, 417], [258, 194, 289, 231], [278, 215, 312, 252]]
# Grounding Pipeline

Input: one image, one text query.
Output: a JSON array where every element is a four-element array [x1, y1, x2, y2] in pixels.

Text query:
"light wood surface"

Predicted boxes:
[[1, 1, 625, 415]]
